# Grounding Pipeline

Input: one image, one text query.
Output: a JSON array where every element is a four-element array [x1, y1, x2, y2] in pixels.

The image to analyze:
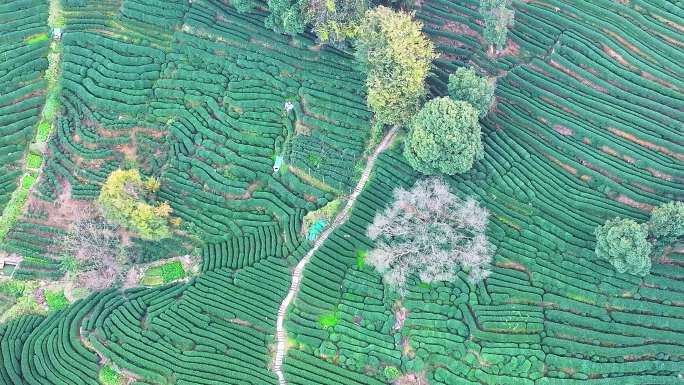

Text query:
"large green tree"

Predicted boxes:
[[448, 67, 495, 117], [355, 6, 437, 126], [404, 97, 483, 175], [594, 218, 652, 276]]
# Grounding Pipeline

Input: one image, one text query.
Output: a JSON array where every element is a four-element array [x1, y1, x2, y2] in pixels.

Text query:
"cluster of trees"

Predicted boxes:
[[98, 169, 174, 241], [595, 201, 684, 276], [58, 209, 127, 290], [366, 178, 494, 293]]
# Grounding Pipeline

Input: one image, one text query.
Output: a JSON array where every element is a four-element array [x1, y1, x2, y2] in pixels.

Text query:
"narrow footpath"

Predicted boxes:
[[272, 126, 398, 385]]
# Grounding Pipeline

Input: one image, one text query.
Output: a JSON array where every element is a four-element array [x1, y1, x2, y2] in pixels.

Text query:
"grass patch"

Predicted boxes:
[[25, 33, 49, 45], [98, 366, 121, 385], [26, 153, 43, 169], [355, 249, 367, 270], [35, 120, 52, 142], [141, 260, 185, 286], [0, 172, 37, 241], [45, 289, 69, 312], [318, 312, 339, 329]]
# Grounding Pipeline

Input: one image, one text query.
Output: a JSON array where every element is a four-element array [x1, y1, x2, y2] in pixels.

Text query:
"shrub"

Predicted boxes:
[[355, 6, 437, 126], [45, 290, 69, 312], [448, 67, 495, 117], [403, 97, 483, 175], [98, 366, 121, 385], [648, 201, 684, 249], [319, 312, 339, 329], [366, 178, 494, 293], [594, 218, 651, 276], [98, 169, 171, 240], [479, 0, 515, 53], [384, 366, 401, 381], [230, 0, 255, 13], [266, 0, 305, 35]]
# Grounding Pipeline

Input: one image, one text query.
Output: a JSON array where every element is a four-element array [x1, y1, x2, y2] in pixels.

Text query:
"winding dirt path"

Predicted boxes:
[[272, 126, 398, 384]]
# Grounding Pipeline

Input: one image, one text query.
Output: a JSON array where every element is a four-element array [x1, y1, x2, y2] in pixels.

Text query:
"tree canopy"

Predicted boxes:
[[302, 0, 367, 44], [479, 0, 515, 53], [448, 67, 495, 117], [404, 97, 483, 175], [98, 169, 172, 241], [648, 201, 684, 247], [355, 6, 437, 126], [594, 218, 651, 276]]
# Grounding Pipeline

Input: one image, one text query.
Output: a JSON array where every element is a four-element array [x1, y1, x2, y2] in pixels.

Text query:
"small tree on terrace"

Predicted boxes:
[[448, 67, 495, 118], [366, 178, 495, 294], [648, 201, 684, 252], [355, 6, 437, 126], [404, 97, 484, 175], [594, 218, 651, 276], [479, 0, 515, 54]]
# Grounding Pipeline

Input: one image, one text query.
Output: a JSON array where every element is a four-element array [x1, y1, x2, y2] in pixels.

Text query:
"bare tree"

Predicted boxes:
[[367, 178, 494, 293], [57, 208, 128, 290]]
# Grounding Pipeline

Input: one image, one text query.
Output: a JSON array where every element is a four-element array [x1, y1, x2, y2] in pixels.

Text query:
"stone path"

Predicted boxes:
[[272, 126, 398, 385]]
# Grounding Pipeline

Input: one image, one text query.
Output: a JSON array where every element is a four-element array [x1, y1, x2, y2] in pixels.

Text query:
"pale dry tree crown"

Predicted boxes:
[[366, 177, 494, 293]]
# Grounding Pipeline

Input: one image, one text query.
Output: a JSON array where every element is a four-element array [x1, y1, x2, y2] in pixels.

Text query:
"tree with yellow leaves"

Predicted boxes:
[[98, 169, 172, 240]]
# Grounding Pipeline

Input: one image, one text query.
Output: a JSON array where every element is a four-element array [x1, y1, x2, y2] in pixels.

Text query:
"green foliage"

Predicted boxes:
[[35, 120, 52, 142], [98, 366, 121, 385], [45, 289, 69, 312], [355, 6, 437, 126], [25, 33, 49, 45], [302, 0, 367, 44], [594, 218, 652, 276], [266, 0, 305, 35], [141, 261, 186, 286], [98, 169, 172, 240], [26, 153, 43, 169], [479, 0, 515, 52], [0, 173, 37, 241], [230, 0, 255, 13], [355, 249, 366, 270], [383, 366, 401, 381], [318, 312, 339, 329], [448, 67, 495, 117], [648, 201, 684, 248], [404, 97, 483, 175], [59, 254, 80, 274]]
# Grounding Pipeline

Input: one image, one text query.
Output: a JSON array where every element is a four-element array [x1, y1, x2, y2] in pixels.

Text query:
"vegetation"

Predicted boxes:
[[448, 67, 495, 117], [58, 209, 126, 290], [265, 0, 305, 35], [355, 6, 437, 126], [98, 169, 172, 240], [479, 0, 515, 53], [98, 366, 121, 385], [44, 289, 69, 312], [303, 0, 367, 44], [367, 178, 494, 293], [141, 260, 186, 286], [404, 97, 483, 175], [648, 201, 684, 250], [594, 218, 652, 276], [318, 312, 340, 329]]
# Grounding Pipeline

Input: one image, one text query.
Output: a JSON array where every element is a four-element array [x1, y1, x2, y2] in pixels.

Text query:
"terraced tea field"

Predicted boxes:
[[0, 0, 682, 385]]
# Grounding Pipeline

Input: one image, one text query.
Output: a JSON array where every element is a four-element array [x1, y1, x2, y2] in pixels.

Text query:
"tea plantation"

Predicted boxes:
[[0, 0, 682, 385]]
